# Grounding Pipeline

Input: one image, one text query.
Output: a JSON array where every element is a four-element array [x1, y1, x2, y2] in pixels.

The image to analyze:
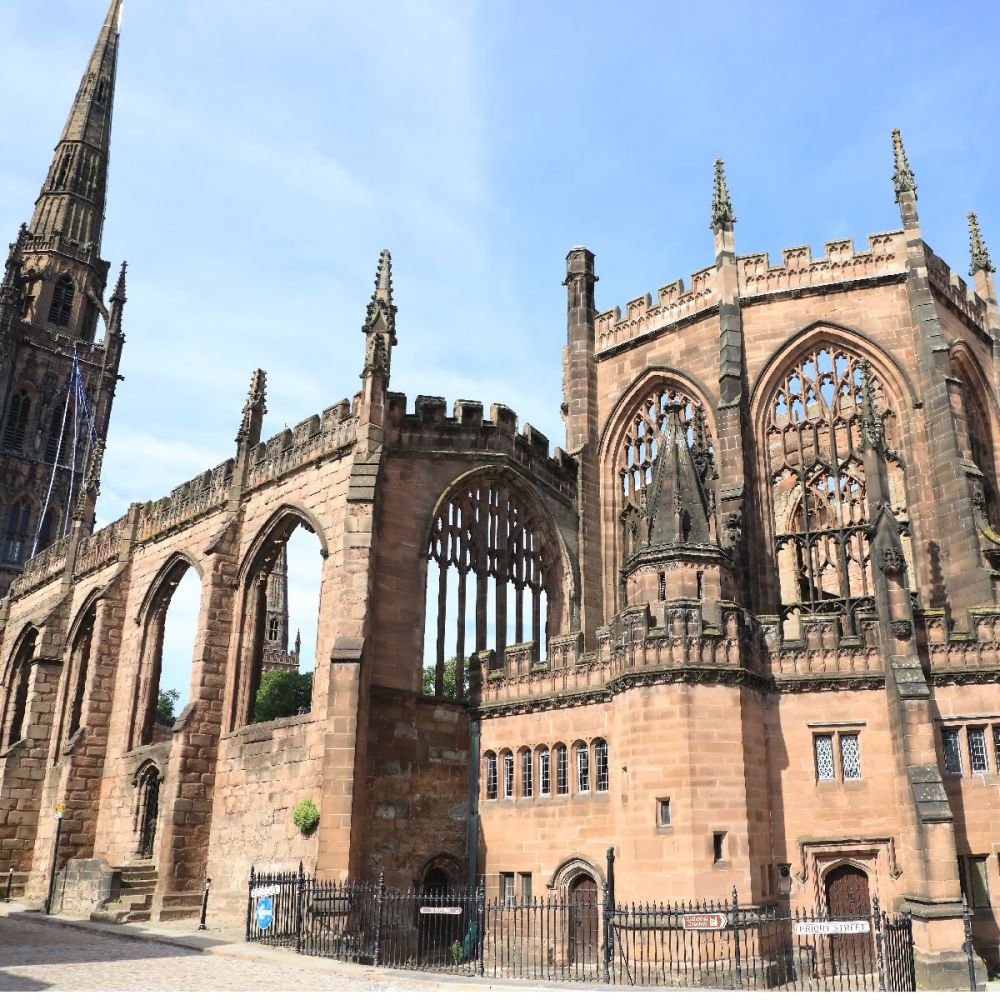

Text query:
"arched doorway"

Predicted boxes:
[[824, 864, 873, 980], [417, 865, 460, 963], [825, 864, 870, 915], [567, 873, 599, 970], [134, 763, 162, 859]]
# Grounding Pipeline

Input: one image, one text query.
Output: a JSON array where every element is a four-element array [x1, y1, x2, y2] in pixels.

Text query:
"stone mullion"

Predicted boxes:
[[475, 493, 489, 654], [495, 492, 509, 660], [435, 558, 448, 697], [455, 567, 466, 699]]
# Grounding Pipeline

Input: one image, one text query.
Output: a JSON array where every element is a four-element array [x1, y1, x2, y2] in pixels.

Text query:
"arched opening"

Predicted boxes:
[[129, 557, 201, 750], [45, 398, 67, 464], [951, 351, 1000, 526], [417, 858, 463, 960], [592, 738, 609, 793], [424, 473, 558, 699], [3, 498, 32, 565], [48, 275, 75, 327], [762, 343, 912, 638], [230, 512, 323, 731], [1, 629, 37, 750], [3, 389, 32, 452], [133, 761, 163, 860], [55, 602, 97, 752], [824, 863, 871, 916]]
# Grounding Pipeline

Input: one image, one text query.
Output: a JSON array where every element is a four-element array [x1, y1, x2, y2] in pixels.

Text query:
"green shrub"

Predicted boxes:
[[292, 799, 319, 834]]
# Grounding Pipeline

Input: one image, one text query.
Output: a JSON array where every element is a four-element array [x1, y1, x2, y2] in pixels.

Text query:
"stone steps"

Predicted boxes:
[[2, 871, 28, 901], [106, 863, 159, 924], [157, 890, 203, 922]]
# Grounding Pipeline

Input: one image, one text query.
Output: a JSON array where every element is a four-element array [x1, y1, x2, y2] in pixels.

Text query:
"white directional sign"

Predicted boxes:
[[795, 920, 870, 935], [251, 884, 283, 899], [419, 906, 463, 915]]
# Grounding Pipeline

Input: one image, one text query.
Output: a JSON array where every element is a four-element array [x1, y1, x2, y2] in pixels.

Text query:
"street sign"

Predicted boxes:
[[795, 920, 870, 935], [682, 912, 728, 930], [419, 906, 463, 915], [255, 896, 273, 930], [251, 884, 282, 899]]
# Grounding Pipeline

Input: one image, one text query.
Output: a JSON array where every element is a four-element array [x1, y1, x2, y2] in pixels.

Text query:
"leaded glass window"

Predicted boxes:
[[520, 748, 533, 797], [765, 345, 910, 639], [994, 727, 1000, 772], [484, 752, 497, 800], [840, 733, 861, 780], [814, 734, 835, 781], [943, 729, 963, 776], [576, 742, 590, 793], [538, 746, 550, 795], [3, 390, 31, 451], [502, 750, 514, 798], [968, 728, 989, 774], [555, 744, 568, 795], [594, 739, 609, 792]]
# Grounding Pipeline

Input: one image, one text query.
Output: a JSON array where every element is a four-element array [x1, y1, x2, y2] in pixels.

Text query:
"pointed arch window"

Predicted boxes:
[[4, 499, 32, 565], [426, 475, 555, 699], [951, 356, 1000, 527], [3, 389, 32, 450], [56, 604, 96, 751], [764, 343, 911, 638], [1, 631, 36, 750], [48, 275, 75, 327], [484, 751, 498, 800], [45, 400, 66, 464]]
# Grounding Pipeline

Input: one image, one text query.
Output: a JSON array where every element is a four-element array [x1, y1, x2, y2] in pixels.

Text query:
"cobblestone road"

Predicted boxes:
[[0, 915, 421, 992]]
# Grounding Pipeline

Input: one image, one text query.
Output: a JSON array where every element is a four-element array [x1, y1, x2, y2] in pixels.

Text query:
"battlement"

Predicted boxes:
[[595, 265, 717, 353], [248, 400, 356, 489], [74, 511, 129, 580], [738, 231, 906, 298], [923, 242, 991, 335], [385, 393, 576, 491], [8, 537, 70, 600], [136, 459, 234, 543]]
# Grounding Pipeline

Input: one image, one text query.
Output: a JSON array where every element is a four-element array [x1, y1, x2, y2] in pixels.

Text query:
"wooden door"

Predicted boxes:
[[568, 875, 598, 970], [824, 864, 873, 982]]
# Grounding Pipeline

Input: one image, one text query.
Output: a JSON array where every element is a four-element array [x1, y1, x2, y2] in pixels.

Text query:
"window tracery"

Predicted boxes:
[[426, 477, 552, 699], [764, 343, 910, 637], [49, 275, 74, 327]]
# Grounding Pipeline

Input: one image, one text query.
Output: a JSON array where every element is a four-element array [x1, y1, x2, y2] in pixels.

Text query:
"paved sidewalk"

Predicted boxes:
[[0, 903, 561, 992]]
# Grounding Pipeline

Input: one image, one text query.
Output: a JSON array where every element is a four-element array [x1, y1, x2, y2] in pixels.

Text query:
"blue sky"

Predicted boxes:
[[2, 0, 999, 701]]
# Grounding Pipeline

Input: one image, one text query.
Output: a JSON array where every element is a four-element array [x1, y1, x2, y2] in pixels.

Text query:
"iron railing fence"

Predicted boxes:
[[245, 868, 917, 991]]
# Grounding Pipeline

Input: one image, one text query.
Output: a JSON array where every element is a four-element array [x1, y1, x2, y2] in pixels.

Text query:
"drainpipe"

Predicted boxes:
[[467, 717, 480, 891]]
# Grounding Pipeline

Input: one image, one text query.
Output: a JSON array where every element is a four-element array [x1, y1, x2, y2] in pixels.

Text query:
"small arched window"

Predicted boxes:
[[267, 617, 280, 642], [36, 507, 58, 554], [554, 743, 568, 795], [484, 751, 497, 800], [593, 739, 609, 792], [45, 402, 66, 464], [520, 747, 533, 797], [3, 389, 32, 450], [48, 275, 75, 327], [537, 745, 550, 795], [501, 749, 514, 799], [575, 741, 590, 793], [4, 500, 32, 565]]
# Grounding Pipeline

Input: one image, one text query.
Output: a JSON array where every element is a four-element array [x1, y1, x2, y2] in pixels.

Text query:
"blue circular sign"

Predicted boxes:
[[256, 897, 273, 930]]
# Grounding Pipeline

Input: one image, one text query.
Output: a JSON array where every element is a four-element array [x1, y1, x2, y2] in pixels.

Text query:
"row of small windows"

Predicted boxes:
[[813, 731, 862, 782], [3, 387, 84, 466], [483, 740, 609, 801], [942, 725, 1000, 777]]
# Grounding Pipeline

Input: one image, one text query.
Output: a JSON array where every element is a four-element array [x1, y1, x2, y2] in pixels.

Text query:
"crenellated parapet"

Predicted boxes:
[[247, 402, 356, 489], [737, 231, 906, 299], [923, 242, 991, 337], [136, 459, 235, 543], [74, 510, 129, 580], [7, 537, 70, 599], [594, 266, 717, 354], [384, 393, 577, 497]]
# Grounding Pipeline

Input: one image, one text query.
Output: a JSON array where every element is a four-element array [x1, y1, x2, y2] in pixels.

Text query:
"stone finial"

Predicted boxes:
[[710, 159, 736, 229], [891, 128, 917, 201], [74, 437, 106, 521], [363, 249, 397, 336], [236, 368, 267, 447], [968, 212, 995, 275], [111, 260, 127, 304], [2, 224, 28, 289]]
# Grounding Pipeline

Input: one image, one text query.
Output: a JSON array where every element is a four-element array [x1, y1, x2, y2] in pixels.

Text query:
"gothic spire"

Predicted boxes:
[[28, 0, 123, 253], [891, 128, 917, 202], [361, 249, 397, 379], [646, 403, 712, 547], [1, 224, 28, 295], [108, 260, 127, 333], [709, 158, 736, 230], [968, 212, 995, 275]]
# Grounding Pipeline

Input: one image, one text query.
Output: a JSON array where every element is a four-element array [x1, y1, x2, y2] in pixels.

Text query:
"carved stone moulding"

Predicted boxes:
[[889, 619, 913, 640]]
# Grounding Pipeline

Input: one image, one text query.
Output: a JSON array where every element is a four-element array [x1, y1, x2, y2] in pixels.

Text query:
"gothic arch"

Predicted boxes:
[[751, 327, 914, 638], [0, 625, 39, 751], [547, 854, 607, 893], [226, 505, 325, 731], [127, 552, 202, 750], [423, 465, 573, 697], [415, 852, 465, 890], [598, 368, 718, 616], [53, 593, 101, 754], [235, 503, 329, 586]]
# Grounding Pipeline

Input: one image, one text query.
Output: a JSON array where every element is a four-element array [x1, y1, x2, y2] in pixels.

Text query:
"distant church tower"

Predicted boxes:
[[0, 0, 126, 596], [262, 547, 301, 674]]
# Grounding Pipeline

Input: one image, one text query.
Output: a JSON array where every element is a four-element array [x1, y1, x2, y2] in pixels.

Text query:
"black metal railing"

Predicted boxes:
[[246, 869, 917, 991]]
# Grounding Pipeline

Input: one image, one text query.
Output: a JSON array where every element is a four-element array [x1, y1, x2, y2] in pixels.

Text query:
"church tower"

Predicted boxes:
[[261, 546, 301, 674], [0, 0, 126, 595]]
